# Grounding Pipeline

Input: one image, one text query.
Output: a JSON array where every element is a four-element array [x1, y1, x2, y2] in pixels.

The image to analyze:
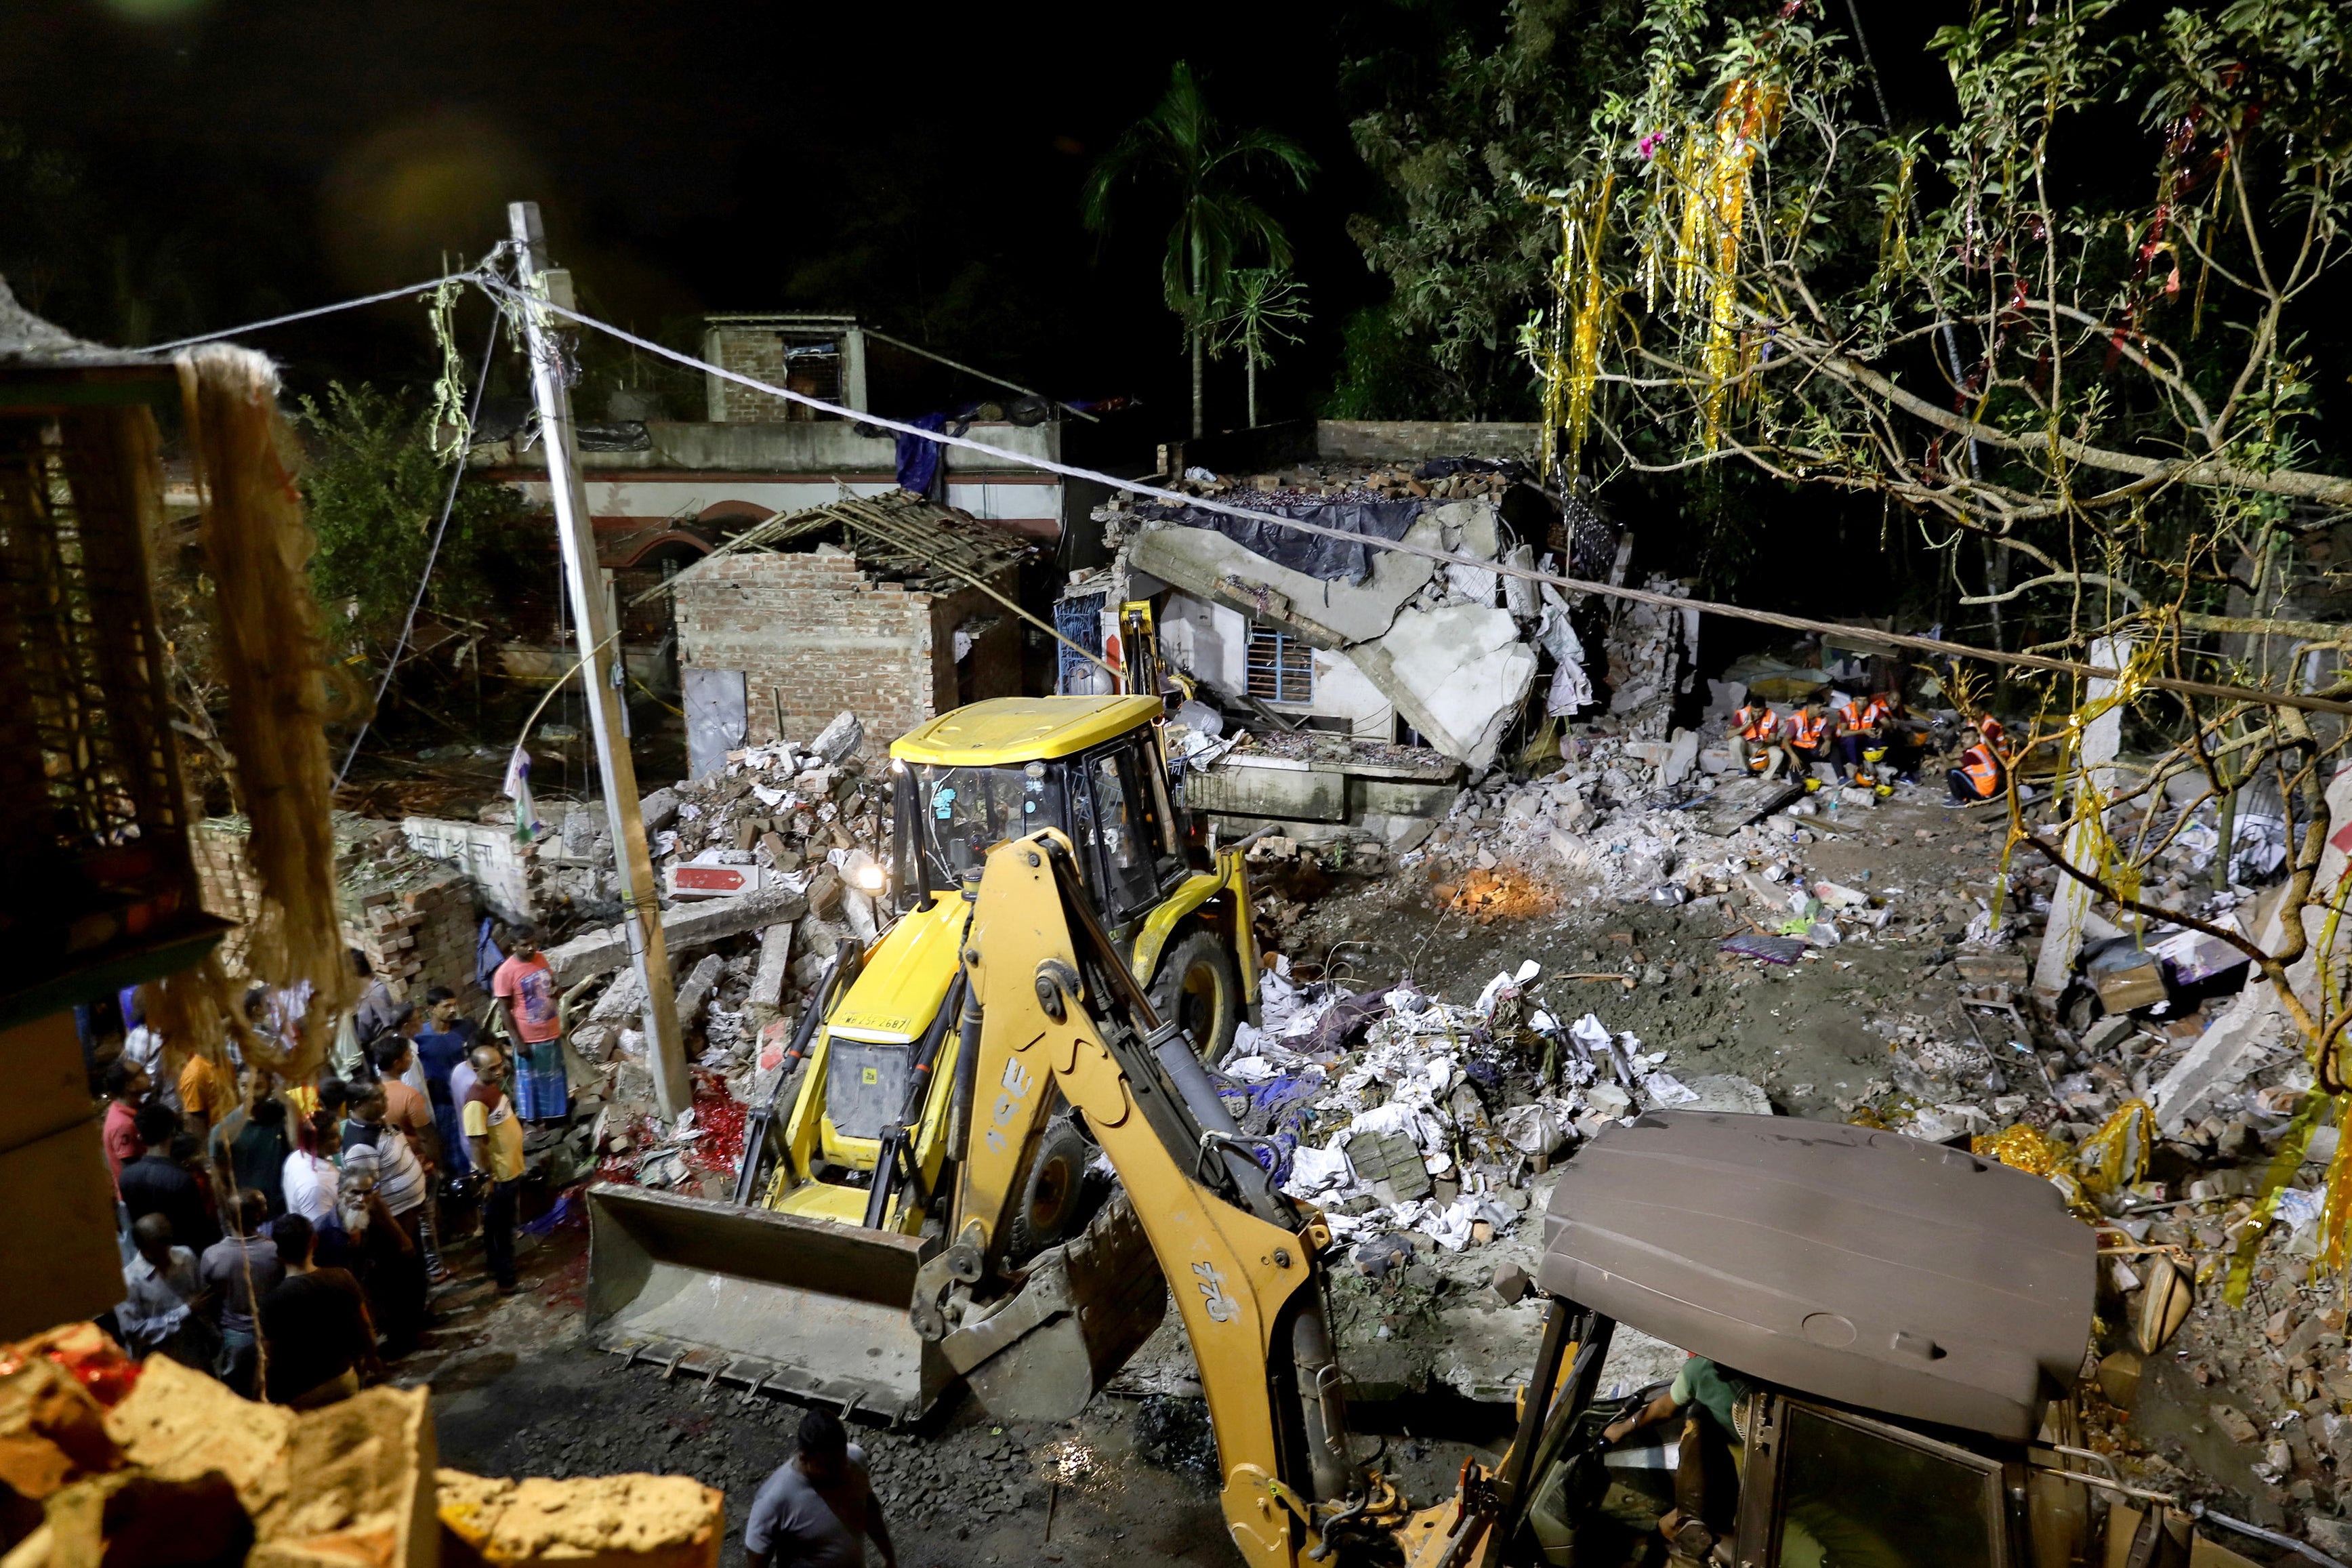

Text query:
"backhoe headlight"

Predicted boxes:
[[851, 862, 886, 894]]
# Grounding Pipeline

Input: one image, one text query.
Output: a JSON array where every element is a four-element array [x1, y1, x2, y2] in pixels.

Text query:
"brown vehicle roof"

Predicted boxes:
[[1538, 1112, 2093, 1441]]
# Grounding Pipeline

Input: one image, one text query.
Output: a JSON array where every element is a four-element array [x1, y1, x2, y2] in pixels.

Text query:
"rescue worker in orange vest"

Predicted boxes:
[[1950, 729, 2004, 802], [1787, 697, 1835, 786], [1731, 701, 1784, 778], [1834, 691, 1891, 781]]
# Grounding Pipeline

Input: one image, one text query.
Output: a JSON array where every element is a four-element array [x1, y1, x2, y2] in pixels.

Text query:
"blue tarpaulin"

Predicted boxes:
[[895, 411, 947, 496]]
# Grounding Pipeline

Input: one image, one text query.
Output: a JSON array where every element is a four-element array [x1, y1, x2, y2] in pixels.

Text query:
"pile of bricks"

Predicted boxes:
[[350, 872, 479, 1003]]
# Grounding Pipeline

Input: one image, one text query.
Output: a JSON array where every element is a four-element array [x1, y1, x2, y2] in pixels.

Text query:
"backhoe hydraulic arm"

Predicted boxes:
[[955, 830, 1361, 1567]]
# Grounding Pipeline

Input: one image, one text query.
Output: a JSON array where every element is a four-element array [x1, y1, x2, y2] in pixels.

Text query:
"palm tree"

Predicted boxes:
[[1081, 62, 1315, 438], [1210, 268, 1309, 429]]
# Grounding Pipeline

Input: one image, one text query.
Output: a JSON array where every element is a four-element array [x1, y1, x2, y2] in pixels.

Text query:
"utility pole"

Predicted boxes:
[[508, 201, 690, 1119]]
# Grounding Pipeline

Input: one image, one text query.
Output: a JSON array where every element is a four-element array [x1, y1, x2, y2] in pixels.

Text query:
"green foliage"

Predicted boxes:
[[1082, 61, 1316, 430], [1210, 268, 1309, 373], [1322, 304, 1467, 419], [295, 382, 525, 655], [1342, 0, 1645, 417]]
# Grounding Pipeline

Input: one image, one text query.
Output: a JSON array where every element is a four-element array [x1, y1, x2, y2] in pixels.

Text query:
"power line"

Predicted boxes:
[[144, 272, 488, 354], [476, 275, 2352, 720]]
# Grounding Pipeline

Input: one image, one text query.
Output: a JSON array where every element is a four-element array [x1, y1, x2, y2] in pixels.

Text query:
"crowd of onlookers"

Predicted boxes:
[[91, 926, 565, 1409]]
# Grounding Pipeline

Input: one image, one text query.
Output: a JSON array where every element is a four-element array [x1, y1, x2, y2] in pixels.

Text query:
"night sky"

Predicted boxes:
[[3, 0, 1967, 440], [1, 0, 1402, 430]]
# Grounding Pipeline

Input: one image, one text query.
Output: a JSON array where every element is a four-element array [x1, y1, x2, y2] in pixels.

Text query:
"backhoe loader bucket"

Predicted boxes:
[[585, 1184, 951, 1423]]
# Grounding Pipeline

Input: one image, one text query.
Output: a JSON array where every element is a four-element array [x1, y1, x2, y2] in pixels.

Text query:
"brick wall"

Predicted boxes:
[[673, 552, 1023, 756], [705, 327, 796, 423], [348, 874, 482, 1005], [191, 821, 261, 973], [191, 819, 484, 1007]]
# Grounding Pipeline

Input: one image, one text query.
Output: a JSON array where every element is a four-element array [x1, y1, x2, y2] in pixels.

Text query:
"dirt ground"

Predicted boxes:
[[412, 1223, 1501, 1568]]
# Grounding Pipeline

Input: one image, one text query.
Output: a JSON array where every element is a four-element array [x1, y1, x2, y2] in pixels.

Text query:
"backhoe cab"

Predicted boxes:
[[584, 696, 1257, 1424]]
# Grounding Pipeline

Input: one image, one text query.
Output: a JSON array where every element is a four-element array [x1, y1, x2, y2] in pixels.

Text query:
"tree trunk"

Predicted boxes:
[[1189, 241, 1205, 439], [1191, 328, 1205, 438]]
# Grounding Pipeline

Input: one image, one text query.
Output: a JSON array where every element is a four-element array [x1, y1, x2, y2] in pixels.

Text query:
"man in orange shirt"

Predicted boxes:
[[1786, 698, 1834, 783], [1729, 702, 1783, 779], [179, 1052, 232, 1147]]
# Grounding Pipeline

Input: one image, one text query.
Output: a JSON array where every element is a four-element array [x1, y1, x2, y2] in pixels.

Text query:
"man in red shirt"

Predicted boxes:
[[491, 926, 566, 1124], [102, 1056, 152, 1191]]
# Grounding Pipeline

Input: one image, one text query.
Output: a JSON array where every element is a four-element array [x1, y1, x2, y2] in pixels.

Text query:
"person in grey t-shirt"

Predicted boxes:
[[744, 1409, 896, 1568]]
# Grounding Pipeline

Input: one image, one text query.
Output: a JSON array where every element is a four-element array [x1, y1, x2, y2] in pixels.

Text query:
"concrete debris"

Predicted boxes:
[[1601, 576, 1693, 739], [808, 709, 863, 766], [543, 883, 808, 989]]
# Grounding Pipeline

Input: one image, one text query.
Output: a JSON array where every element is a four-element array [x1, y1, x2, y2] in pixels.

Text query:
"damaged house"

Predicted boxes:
[[665, 491, 1035, 772], [1068, 426, 1695, 839]]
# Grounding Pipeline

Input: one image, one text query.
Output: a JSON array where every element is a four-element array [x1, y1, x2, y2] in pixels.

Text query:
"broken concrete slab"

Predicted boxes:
[[674, 952, 724, 1024], [638, 787, 680, 833], [545, 886, 808, 988], [1133, 503, 1483, 648], [1432, 1299, 1550, 1401], [810, 710, 863, 764], [1348, 603, 1536, 772], [2034, 636, 2131, 1001], [747, 920, 793, 1028], [403, 816, 535, 924], [1691, 775, 1807, 835], [1681, 1075, 1773, 1115]]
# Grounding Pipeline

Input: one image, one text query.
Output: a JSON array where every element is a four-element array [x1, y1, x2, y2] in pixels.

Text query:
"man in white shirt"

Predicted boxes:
[[117, 1212, 209, 1365], [343, 1084, 429, 1354]]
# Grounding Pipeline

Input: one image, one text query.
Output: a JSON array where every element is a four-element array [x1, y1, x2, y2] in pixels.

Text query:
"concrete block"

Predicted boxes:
[[811, 709, 864, 764], [545, 886, 808, 987], [1186, 758, 1346, 823], [403, 816, 535, 924], [748, 920, 794, 1024], [674, 953, 724, 1025]]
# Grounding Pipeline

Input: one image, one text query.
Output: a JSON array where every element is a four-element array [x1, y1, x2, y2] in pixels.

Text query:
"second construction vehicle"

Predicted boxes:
[[584, 695, 1258, 1422]]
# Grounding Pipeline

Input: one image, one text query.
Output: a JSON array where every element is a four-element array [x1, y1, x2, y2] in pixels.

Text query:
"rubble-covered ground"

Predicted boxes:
[[397, 702, 2352, 1559]]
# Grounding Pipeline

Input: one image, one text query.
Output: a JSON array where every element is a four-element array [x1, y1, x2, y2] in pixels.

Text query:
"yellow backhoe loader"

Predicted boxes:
[[583, 695, 1258, 1423], [915, 825, 2274, 1568]]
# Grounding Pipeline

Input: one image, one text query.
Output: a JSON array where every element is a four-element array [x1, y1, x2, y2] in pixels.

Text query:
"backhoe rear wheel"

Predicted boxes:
[[1148, 927, 1241, 1065], [1006, 1115, 1091, 1262]]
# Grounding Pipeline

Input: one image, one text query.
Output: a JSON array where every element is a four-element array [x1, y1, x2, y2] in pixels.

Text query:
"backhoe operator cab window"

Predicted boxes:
[[900, 762, 1067, 901], [1761, 1401, 2005, 1568], [893, 733, 1177, 922], [1072, 738, 1180, 926]]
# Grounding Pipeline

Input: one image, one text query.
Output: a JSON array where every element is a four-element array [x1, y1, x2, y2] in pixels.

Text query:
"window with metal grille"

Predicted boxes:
[[1246, 623, 1313, 703]]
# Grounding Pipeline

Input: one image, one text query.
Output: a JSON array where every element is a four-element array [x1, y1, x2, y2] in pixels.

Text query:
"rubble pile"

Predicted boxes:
[[1229, 699, 2352, 1541], [1133, 457, 1529, 505], [543, 711, 892, 1191], [1598, 576, 1693, 739]]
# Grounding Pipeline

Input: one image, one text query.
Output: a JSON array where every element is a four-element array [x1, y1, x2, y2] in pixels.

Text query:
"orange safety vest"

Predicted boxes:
[[1735, 705, 1779, 741], [1864, 695, 1894, 728], [1792, 710, 1830, 748], [1960, 743, 2002, 798], [1836, 698, 1869, 732], [1977, 715, 2006, 748]]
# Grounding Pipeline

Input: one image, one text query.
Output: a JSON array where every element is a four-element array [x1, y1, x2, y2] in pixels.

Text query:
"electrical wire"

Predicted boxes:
[[145, 272, 489, 354], [472, 274, 2352, 721], [333, 302, 506, 788]]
